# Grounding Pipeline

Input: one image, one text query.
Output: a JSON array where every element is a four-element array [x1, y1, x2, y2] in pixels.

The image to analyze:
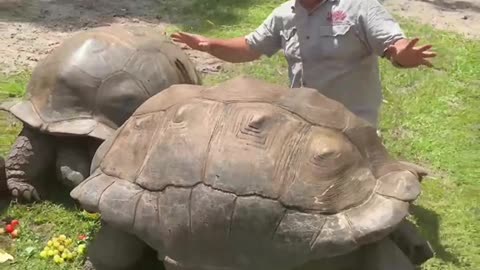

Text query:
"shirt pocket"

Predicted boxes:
[[280, 27, 301, 62], [315, 23, 364, 60]]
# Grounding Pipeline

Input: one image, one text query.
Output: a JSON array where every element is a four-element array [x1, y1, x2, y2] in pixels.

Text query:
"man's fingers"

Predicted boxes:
[[421, 51, 437, 58], [406, 38, 419, 50], [417, 44, 432, 52], [421, 59, 434, 68], [170, 32, 194, 44], [170, 33, 182, 40], [170, 32, 192, 40], [178, 32, 196, 39], [170, 33, 184, 42]]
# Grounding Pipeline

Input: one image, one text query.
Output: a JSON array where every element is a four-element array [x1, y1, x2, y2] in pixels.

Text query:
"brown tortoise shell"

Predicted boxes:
[[0, 25, 201, 140], [71, 76, 423, 270]]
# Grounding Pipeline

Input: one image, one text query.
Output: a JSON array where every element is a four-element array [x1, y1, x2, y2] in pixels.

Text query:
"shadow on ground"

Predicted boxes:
[[410, 204, 462, 265], [0, 168, 79, 216], [0, 0, 260, 32]]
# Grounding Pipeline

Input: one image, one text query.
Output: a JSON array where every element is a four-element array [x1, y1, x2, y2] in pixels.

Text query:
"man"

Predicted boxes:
[[171, 0, 436, 128]]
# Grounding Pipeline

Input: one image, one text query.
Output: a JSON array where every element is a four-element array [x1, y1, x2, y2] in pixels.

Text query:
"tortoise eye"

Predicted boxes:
[[306, 129, 356, 171], [173, 105, 187, 123], [313, 151, 339, 162], [310, 151, 343, 168]]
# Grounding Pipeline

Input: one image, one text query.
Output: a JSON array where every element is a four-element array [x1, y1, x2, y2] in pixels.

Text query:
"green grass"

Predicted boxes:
[[1, 0, 479, 269], [0, 203, 99, 269], [0, 72, 28, 99], [0, 71, 28, 154]]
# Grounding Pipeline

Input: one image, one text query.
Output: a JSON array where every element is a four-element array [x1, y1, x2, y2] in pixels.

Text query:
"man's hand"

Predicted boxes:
[[170, 32, 211, 52], [386, 38, 437, 68]]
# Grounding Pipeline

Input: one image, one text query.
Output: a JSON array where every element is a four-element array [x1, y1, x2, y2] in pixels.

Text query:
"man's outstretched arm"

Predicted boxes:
[[170, 32, 262, 63]]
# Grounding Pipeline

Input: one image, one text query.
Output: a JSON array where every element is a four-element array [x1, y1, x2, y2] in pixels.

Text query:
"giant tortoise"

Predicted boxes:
[[0, 25, 201, 202], [71, 76, 432, 270]]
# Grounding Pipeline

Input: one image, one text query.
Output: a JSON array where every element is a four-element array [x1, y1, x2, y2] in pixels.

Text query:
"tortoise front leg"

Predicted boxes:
[[85, 221, 164, 270], [359, 238, 416, 270], [0, 156, 7, 195], [163, 260, 200, 270], [55, 140, 91, 189], [389, 219, 434, 266], [163, 262, 193, 270], [5, 126, 55, 202], [56, 137, 103, 189]]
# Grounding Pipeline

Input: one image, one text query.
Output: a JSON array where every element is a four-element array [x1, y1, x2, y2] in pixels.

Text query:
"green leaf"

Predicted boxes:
[[25, 246, 36, 257]]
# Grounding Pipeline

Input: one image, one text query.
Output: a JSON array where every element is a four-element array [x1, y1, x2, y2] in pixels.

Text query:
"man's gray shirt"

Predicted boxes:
[[245, 0, 405, 127]]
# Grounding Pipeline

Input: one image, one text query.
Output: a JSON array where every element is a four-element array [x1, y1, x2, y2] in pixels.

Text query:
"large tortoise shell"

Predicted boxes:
[[0, 25, 201, 140], [71, 76, 423, 270]]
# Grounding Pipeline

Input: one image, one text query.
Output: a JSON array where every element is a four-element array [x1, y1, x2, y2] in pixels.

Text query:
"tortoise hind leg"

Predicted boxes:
[[5, 126, 55, 202], [86, 221, 164, 270]]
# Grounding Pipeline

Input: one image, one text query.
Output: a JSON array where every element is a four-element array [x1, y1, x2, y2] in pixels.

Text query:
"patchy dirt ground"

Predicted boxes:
[[384, 0, 480, 39], [0, 0, 479, 75], [0, 0, 224, 75]]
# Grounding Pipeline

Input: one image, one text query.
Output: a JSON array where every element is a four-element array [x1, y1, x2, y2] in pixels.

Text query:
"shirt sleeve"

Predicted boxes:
[[363, 0, 406, 56], [244, 8, 282, 57]]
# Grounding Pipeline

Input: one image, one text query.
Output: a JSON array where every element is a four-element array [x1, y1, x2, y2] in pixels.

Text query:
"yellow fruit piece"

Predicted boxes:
[[47, 250, 55, 257], [53, 241, 60, 248], [58, 245, 64, 252], [71, 251, 77, 258], [59, 235, 67, 241], [53, 249, 59, 255], [65, 239, 72, 245], [54, 257, 64, 264], [40, 251, 47, 259], [47, 240, 53, 247], [61, 252, 68, 259], [77, 244, 86, 255]]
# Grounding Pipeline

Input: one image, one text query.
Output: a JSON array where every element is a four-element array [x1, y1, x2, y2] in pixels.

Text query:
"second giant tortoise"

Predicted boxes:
[[71, 77, 432, 270], [0, 25, 201, 201]]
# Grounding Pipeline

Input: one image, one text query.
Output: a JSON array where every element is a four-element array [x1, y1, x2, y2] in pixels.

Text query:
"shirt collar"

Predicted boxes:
[[291, 0, 337, 14]]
